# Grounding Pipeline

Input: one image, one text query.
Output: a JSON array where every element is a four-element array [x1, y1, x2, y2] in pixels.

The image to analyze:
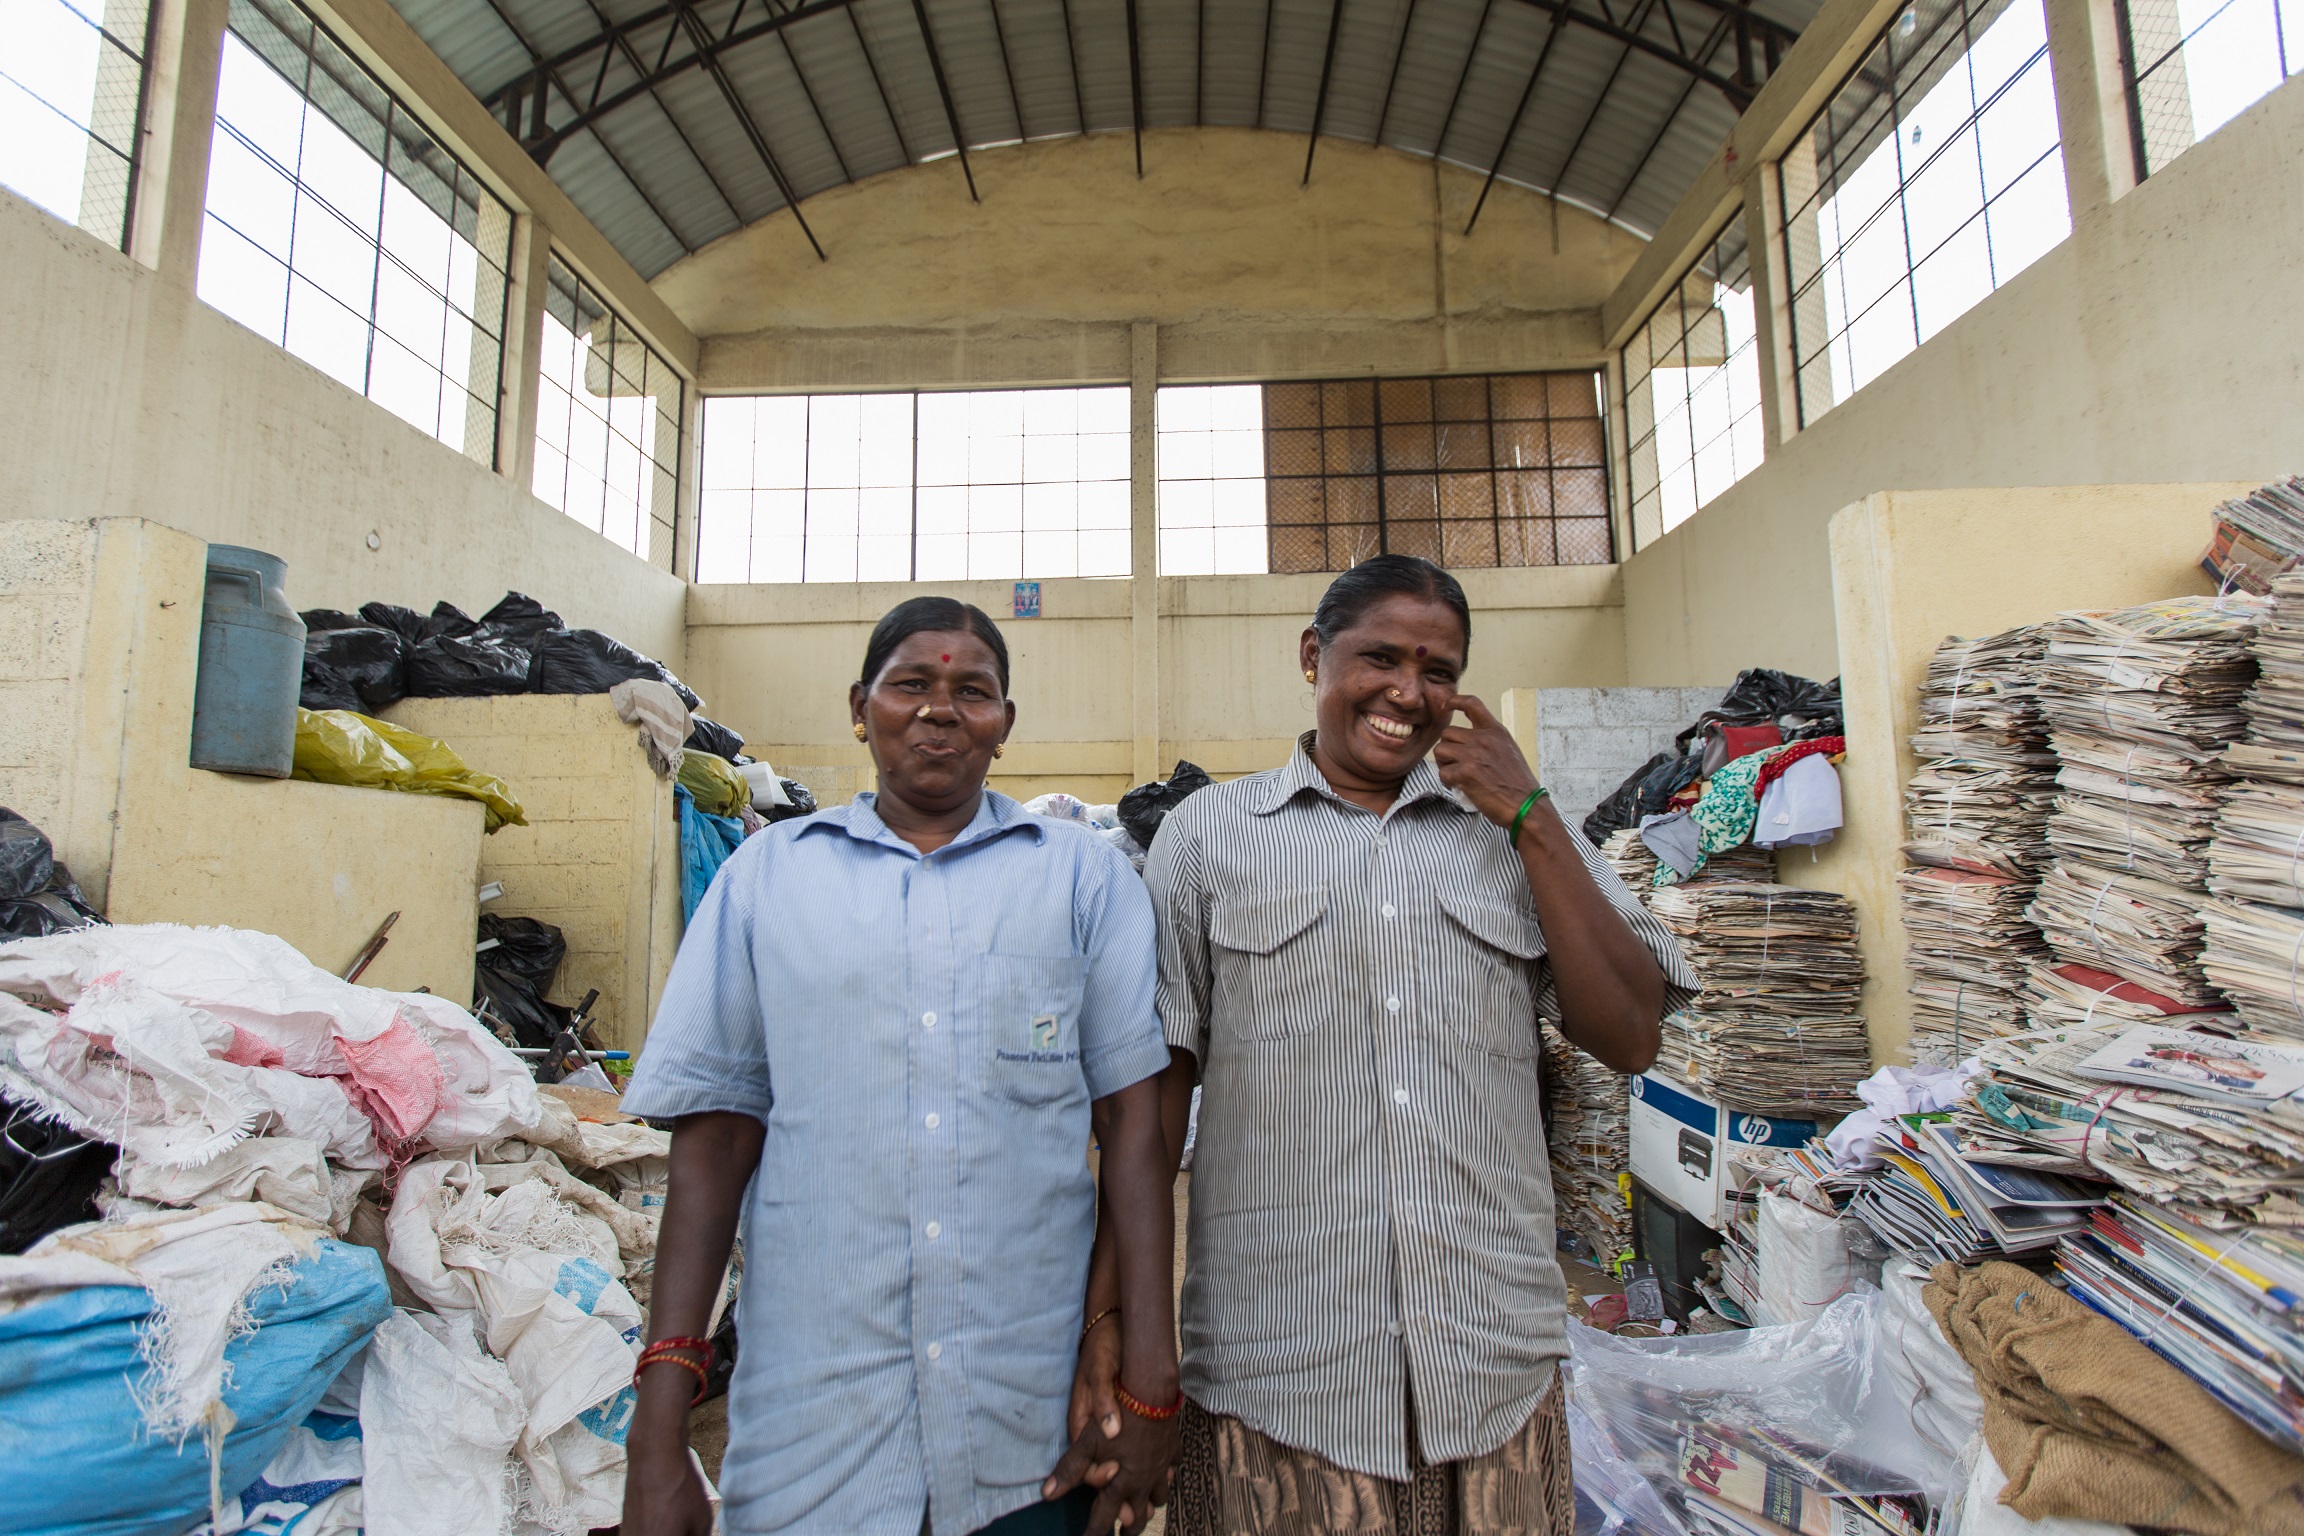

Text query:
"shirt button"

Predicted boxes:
[[926, 1341, 942, 1361], [1381, 903, 1396, 920], [925, 1221, 942, 1241], [925, 1112, 940, 1129], [1392, 1087, 1409, 1106], [922, 1012, 937, 1028], [1385, 996, 1401, 1014]]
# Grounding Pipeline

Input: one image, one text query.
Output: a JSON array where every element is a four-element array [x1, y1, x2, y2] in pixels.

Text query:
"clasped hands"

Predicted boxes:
[[1043, 1318, 1179, 1536]]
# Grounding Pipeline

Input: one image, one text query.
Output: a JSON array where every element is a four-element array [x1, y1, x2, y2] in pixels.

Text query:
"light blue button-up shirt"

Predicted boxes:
[[622, 789, 1167, 1536]]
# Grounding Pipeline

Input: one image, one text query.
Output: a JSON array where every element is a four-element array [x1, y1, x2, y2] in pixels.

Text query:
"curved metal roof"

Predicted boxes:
[[388, 0, 1815, 280]]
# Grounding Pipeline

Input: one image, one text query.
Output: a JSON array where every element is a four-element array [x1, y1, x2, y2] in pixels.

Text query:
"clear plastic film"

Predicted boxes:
[[1566, 1288, 1966, 1536]]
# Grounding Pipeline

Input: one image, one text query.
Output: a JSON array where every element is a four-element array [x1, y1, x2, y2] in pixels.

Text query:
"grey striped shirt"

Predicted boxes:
[[1147, 734, 1697, 1480]]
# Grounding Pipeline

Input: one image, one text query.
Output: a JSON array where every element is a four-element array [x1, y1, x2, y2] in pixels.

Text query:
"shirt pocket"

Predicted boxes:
[[1208, 885, 1333, 1042], [1430, 886, 1544, 1059], [979, 953, 1090, 1107]]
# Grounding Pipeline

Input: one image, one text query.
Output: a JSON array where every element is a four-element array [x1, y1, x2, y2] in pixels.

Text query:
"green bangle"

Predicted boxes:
[[1509, 787, 1549, 845]]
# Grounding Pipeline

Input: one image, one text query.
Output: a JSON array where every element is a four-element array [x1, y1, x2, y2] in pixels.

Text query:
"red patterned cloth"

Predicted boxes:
[[1752, 735, 1845, 797]]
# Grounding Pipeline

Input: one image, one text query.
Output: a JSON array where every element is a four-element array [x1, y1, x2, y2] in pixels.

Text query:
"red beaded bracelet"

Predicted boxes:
[[634, 1337, 716, 1407], [1113, 1380, 1184, 1422]]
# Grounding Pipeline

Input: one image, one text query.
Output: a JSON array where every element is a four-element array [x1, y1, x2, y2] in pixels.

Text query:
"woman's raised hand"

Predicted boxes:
[[1432, 694, 1542, 830]]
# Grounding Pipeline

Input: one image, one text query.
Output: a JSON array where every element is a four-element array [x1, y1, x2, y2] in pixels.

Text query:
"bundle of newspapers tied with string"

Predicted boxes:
[[2025, 594, 2265, 1017], [1898, 624, 2060, 1062], [1598, 829, 1773, 910], [1541, 1026, 1633, 1266], [1646, 883, 1868, 1117]]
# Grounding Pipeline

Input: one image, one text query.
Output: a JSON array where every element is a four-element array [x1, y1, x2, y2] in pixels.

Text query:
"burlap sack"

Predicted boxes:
[[1924, 1260, 2304, 1535]]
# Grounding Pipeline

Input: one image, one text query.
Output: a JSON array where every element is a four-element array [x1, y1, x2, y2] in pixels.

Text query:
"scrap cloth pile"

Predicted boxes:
[[0, 922, 686, 1536]]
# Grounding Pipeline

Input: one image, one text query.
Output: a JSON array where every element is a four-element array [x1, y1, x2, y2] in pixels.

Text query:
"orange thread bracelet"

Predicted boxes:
[[635, 1338, 715, 1407], [1113, 1380, 1183, 1421]]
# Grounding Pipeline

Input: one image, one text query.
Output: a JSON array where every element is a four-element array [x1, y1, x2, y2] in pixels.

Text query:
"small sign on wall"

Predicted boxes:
[[1012, 580, 1041, 618]]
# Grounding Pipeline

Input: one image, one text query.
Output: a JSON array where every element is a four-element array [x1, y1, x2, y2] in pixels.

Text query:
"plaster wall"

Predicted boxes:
[[1778, 485, 2239, 1064], [658, 129, 1647, 392], [0, 187, 689, 663], [1617, 75, 2304, 687], [384, 694, 682, 1051], [683, 566, 1628, 805], [0, 518, 484, 996]]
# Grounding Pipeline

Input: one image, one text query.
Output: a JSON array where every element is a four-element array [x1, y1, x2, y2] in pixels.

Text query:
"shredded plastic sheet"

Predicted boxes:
[[292, 708, 526, 832]]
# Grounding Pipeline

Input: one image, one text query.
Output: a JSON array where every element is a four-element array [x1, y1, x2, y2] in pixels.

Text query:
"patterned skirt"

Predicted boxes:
[[1167, 1370, 1574, 1536]]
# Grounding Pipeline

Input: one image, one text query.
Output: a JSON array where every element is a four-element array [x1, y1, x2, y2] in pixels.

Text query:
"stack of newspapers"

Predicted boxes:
[[1598, 828, 1772, 909], [2028, 596, 2264, 1007], [2203, 573, 2304, 1042], [1540, 1026, 1633, 1264], [1646, 883, 1868, 1117], [1900, 625, 2060, 1063]]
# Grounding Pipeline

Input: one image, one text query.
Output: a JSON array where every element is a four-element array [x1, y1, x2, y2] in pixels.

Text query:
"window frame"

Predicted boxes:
[[1618, 223, 1766, 553], [0, 0, 157, 252], [532, 251, 687, 566], [2112, 0, 2303, 181]]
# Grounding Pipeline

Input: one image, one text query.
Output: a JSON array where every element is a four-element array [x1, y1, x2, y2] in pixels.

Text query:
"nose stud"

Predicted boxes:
[[1387, 688, 1406, 702], [917, 705, 933, 719]]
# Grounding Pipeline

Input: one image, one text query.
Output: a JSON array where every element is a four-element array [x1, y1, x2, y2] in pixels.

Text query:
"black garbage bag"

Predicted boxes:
[[1582, 749, 1677, 845], [300, 652, 365, 713], [479, 914, 566, 991], [422, 601, 480, 640], [1678, 668, 1843, 748], [298, 608, 368, 633], [304, 625, 406, 712], [476, 591, 564, 647], [1120, 760, 1213, 851], [405, 632, 534, 697], [0, 1103, 115, 1254], [529, 629, 702, 711], [357, 602, 430, 646], [760, 778, 816, 825], [0, 811, 101, 939], [685, 715, 745, 761]]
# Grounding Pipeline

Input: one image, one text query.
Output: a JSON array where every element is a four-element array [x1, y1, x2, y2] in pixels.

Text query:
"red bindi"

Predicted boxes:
[[1415, 645, 1428, 658], [941, 654, 951, 662]]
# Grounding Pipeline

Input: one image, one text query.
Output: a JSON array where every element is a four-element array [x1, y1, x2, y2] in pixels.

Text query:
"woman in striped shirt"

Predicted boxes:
[[1065, 555, 1697, 1536]]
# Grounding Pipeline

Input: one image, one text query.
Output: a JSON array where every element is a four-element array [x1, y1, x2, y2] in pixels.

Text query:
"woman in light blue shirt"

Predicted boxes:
[[619, 598, 1180, 1536]]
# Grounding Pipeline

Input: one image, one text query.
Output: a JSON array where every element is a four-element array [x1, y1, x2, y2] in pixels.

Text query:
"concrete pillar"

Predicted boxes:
[[2046, 0, 2146, 219], [1742, 176, 1794, 453], [1129, 322, 1160, 784], [128, 0, 226, 282], [1769, 139, 1834, 433], [495, 214, 549, 490]]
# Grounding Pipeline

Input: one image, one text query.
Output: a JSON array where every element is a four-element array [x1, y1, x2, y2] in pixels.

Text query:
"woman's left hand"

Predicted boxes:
[[1045, 1395, 1178, 1536], [1433, 695, 1542, 829]]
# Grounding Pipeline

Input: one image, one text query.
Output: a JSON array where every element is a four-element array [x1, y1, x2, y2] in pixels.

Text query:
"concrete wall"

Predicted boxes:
[[384, 694, 681, 1051], [0, 518, 484, 996], [0, 188, 689, 663], [1777, 485, 2237, 1064], [1529, 687, 1727, 831], [683, 565, 1629, 804], [1617, 75, 2304, 686], [660, 129, 1646, 392]]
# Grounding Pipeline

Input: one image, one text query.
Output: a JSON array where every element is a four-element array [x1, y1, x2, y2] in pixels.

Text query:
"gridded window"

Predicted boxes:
[[1621, 229, 1765, 551], [1157, 385, 1268, 576], [1, 0, 150, 249], [696, 388, 1130, 584], [2120, 0, 2302, 177], [1778, 0, 2070, 427], [197, 0, 510, 465], [534, 256, 683, 564], [1263, 373, 1612, 575]]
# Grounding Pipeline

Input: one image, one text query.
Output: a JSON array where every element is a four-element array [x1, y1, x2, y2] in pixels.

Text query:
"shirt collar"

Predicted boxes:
[[803, 788, 1045, 857], [1249, 731, 1472, 819]]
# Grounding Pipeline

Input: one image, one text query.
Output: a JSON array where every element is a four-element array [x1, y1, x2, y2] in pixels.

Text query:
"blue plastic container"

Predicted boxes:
[[190, 544, 305, 778]]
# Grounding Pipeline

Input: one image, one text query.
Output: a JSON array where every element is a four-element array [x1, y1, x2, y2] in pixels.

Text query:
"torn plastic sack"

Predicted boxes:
[[0, 1212, 389, 1536], [1120, 760, 1213, 851], [1566, 1288, 1966, 1535], [530, 628, 702, 710], [678, 749, 751, 819], [189, 1391, 367, 1536], [292, 708, 526, 831], [0, 1102, 113, 1254], [1567, 1394, 1690, 1536], [677, 785, 745, 924], [684, 714, 745, 761], [0, 809, 102, 939], [403, 631, 534, 698], [474, 590, 562, 646], [361, 1308, 526, 1536], [300, 625, 406, 713], [1754, 1192, 1856, 1326]]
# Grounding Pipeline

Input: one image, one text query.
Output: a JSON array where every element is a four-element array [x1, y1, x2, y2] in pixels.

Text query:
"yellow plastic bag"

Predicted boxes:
[[678, 749, 751, 819], [294, 709, 528, 832]]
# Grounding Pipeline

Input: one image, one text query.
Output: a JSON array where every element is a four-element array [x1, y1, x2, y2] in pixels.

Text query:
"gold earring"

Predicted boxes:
[[852, 723, 867, 742], [992, 743, 1005, 759], [1304, 669, 1317, 685]]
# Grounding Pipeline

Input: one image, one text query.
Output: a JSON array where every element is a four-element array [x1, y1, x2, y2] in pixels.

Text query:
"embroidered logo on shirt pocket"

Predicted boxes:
[[1208, 885, 1333, 1042], [980, 953, 1089, 1106], [1431, 888, 1544, 1059]]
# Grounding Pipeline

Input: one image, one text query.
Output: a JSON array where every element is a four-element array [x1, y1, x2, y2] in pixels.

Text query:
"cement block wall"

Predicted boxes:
[[1530, 687, 1726, 832], [0, 518, 484, 996], [384, 694, 680, 1052]]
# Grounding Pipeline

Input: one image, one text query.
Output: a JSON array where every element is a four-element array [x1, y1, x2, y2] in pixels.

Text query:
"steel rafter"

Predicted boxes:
[[1301, 0, 1345, 183], [1604, 71, 1697, 219], [669, 0, 829, 256], [984, 0, 1027, 141], [1373, 0, 1421, 144], [845, 5, 915, 162], [1057, 0, 1085, 133], [1125, 0, 1144, 175], [1433, 0, 1495, 157], [909, 0, 980, 201], [1552, 1, 1731, 196], [1463, 0, 1573, 232]]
